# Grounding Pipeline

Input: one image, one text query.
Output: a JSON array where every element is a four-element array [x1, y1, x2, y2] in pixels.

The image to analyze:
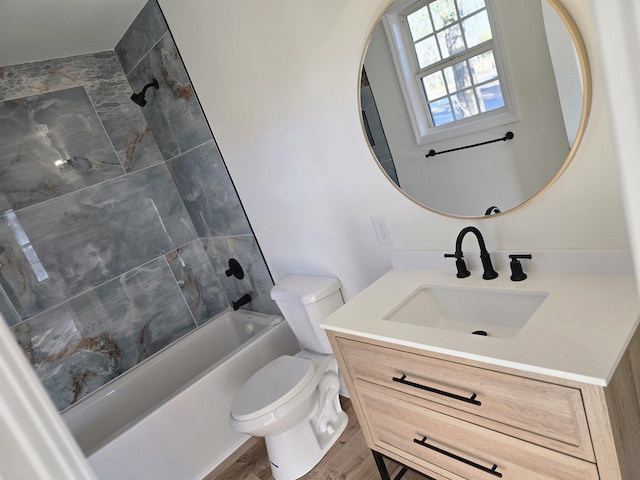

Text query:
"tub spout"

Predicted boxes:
[[232, 293, 252, 310]]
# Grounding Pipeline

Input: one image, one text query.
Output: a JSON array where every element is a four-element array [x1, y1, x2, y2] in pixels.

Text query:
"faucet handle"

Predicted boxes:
[[509, 254, 532, 281], [444, 253, 471, 278]]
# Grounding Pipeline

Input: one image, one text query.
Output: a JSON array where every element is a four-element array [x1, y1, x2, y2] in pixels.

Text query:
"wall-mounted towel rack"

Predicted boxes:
[[425, 131, 514, 158]]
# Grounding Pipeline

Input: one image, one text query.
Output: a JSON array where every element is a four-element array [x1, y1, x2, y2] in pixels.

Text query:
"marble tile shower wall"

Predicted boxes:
[[0, 0, 278, 411]]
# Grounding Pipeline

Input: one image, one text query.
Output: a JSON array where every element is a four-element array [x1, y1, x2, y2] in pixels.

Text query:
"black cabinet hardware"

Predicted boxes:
[[414, 436, 503, 478], [392, 374, 481, 406]]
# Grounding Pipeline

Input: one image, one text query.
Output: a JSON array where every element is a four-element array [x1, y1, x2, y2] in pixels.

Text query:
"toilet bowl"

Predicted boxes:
[[229, 275, 348, 480], [230, 352, 347, 464]]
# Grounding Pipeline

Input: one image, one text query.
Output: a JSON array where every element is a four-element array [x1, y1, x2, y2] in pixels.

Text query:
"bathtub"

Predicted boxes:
[[62, 309, 299, 480]]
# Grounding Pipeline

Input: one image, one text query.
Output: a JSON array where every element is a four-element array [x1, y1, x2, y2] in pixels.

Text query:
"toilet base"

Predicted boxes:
[[230, 353, 348, 479], [265, 406, 348, 480]]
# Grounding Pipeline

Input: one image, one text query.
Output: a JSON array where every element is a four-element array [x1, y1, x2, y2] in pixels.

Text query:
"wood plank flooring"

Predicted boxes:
[[204, 397, 426, 480]]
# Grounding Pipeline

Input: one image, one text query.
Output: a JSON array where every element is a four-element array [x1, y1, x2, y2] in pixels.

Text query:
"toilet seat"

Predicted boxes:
[[231, 355, 315, 422]]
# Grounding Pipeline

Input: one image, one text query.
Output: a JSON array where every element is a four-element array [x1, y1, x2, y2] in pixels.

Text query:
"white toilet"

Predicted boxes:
[[229, 275, 349, 480]]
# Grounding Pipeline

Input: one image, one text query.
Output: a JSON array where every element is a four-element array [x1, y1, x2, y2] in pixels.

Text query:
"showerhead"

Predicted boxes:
[[130, 79, 159, 107]]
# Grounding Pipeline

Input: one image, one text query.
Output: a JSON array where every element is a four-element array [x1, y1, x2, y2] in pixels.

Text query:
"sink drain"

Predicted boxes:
[[471, 330, 488, 336]]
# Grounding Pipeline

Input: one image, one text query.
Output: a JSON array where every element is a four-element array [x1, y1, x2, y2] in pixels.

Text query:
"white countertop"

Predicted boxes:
[[321, 269, 640, 386]]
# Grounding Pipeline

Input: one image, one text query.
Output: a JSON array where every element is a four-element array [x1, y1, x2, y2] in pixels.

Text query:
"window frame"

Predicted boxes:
[[381, 0, 518, 145]]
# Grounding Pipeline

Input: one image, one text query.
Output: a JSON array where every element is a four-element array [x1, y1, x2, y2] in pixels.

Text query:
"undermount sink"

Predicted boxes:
[[383, 285, 548, 338]]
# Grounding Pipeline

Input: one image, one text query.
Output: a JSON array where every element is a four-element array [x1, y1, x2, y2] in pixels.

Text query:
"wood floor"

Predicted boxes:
[[204, 397, 427, 480]]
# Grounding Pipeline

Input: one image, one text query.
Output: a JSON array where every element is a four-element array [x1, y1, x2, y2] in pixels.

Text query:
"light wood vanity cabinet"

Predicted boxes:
[[328, 328, 640, 480]]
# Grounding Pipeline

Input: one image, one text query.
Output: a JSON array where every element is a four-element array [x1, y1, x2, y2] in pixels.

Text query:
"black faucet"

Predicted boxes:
[[445, 226, 498, 280], [232, 293, 252, 310]]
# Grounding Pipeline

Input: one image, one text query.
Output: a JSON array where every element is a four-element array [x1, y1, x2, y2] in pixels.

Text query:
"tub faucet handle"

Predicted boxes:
[[225, 258, 245, 279]]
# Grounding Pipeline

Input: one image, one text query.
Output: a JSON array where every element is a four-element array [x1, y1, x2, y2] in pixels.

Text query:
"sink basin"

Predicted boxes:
[[383, 285, 548, 338]]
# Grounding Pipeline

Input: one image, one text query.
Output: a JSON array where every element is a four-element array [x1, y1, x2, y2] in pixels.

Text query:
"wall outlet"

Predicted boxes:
[[371, 216, 393, 244]]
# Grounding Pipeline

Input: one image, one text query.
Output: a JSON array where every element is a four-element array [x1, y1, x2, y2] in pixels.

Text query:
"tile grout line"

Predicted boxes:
[[9, 234, 256, 327], [124, 30, 171, 78], [4, 136, 219, 219], [0, 288, 22, 327], [3, 159, 169, 217], [165, 138, 215, 164], [9, 237, 204, 327], [0, 51, 126, 103], [161, 254, 199, 329], [83, 84, 127, 176]]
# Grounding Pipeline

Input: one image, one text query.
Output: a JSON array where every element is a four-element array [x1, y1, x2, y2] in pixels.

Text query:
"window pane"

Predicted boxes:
[[401, 0, 505, 129], [415, 36, 441, 69], [422, 71, 448, 100], [429, 98, 455, 126], [463, 10, 492, 48], [469, 50, 498, 83], [444, 60, 471, 93], [476, 80, 505, 112], [407, 5, 433, 41], [429, 0, 458, 30], [437, 24, 464, 59], [452, 90, 479, 119], [458, 0, 485, 17]]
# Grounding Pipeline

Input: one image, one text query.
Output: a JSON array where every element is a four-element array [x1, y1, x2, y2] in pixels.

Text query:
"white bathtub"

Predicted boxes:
[[62, 309, 299, 480]]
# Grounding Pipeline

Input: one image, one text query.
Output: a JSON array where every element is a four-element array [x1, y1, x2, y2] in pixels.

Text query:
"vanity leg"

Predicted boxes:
[[372, 450, 393, 480], [371, 450, 410, 480]]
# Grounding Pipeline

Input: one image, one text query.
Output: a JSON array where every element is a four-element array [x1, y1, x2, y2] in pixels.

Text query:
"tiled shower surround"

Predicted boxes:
[[0, 0, 279, 411]]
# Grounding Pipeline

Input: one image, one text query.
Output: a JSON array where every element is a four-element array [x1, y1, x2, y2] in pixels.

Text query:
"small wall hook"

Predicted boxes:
[[225, 258, 244, 279]]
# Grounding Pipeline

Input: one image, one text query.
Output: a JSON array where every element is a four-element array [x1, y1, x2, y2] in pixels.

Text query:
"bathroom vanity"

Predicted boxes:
[[322, 268, 640, 479]]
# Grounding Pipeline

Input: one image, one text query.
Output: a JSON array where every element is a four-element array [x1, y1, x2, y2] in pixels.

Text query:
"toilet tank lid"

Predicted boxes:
[[271, 275, 341, 304]]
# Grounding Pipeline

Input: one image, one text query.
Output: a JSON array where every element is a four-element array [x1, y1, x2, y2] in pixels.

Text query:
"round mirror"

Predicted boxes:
[[361, 0, 591, 218]]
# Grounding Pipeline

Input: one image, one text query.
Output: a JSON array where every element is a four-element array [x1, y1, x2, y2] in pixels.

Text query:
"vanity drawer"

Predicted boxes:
[[337, 338, 594, 461], [360, 383, 599, 480]]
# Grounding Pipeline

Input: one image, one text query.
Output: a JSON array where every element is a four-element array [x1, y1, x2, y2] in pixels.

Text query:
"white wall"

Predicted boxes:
[[592, 0, 640, 290], [0, 0, 147, 66], [159, 0, 629, 300]]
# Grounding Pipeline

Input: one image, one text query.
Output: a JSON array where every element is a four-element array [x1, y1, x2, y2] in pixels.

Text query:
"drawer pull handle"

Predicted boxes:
[[414, 436, 503, 478], [392, 374, 481, 406]]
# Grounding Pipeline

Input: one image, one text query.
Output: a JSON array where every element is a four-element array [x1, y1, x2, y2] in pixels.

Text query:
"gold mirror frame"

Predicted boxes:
[[359, 0, 592, 219]]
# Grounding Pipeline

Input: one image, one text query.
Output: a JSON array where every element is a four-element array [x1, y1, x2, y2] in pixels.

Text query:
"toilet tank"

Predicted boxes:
[[271, 275, 344, 355]]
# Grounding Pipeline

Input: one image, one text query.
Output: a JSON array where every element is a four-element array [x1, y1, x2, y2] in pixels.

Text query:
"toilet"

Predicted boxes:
[[229, 275, 349, 480]]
